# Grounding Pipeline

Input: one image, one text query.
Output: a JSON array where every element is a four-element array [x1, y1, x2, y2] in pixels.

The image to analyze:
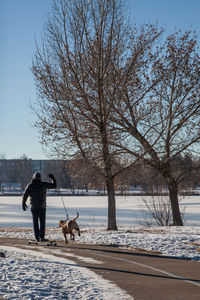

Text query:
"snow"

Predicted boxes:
[[0, 246, 132, 300], [0, 195, 200, 299]]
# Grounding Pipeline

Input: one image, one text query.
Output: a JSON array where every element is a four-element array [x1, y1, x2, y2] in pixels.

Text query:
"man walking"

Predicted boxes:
[[22, 172, 57, 242]]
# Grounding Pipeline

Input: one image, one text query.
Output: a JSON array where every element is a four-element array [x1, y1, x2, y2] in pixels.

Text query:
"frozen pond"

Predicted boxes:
[[0, 195, 200, 227]]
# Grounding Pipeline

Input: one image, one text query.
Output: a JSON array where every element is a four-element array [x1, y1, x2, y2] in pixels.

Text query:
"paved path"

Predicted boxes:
[[1, 238, 200, 299]]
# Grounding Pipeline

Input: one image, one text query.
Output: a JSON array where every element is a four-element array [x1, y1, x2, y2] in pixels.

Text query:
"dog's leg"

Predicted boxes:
[[70, 233, 75, 241], [64, 233, 68, 244]]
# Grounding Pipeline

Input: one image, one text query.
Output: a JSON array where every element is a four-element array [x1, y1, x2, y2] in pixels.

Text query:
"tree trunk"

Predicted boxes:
[[106, 176, 118, 230], [167, 178, 183, 226]]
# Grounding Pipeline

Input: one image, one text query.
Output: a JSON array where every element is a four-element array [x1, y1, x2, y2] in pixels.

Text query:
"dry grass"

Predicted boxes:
[[133, 247, 162, 255], [190, 242, 200, 246]]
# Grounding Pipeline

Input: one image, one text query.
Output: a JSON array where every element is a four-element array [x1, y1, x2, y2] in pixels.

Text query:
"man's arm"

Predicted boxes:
[[22, 184, 30, 211], [45, 174, 57, 189]]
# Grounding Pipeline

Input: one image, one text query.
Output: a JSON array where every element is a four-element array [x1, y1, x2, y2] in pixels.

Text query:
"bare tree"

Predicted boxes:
[[140, 195, 173, 226], [110, 30, 200, 225], [140, 184, 186, 227], [31, 0, 126, 230], [192, 157, 200, 188], [31, 0, 162, 229]]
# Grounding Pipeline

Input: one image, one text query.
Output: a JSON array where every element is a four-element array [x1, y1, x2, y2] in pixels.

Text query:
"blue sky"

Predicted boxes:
[[1, 0, 200, 160]]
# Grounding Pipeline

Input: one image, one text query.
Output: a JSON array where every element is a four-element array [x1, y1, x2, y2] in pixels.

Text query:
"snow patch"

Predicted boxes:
[[0, 246, 133, 300]]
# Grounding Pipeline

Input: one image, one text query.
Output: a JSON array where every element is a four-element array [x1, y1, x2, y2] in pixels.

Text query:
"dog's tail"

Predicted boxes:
[[73, 211, 79, 221]]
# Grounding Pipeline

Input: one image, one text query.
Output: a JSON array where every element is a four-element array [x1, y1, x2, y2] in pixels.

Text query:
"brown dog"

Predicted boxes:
[[59, 212, 81, 244]]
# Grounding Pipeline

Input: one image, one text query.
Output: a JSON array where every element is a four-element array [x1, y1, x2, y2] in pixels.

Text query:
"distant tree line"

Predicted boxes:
[[116, 153, 200, 195], [65, 154, 200, 195], [1, 153, 199, 193]]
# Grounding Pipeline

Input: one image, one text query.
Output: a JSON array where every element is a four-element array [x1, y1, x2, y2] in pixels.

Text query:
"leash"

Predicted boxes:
[[59, 189, 69, 220]]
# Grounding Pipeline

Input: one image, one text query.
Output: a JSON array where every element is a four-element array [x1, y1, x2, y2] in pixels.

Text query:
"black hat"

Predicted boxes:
[[33, 172, 41, 179]]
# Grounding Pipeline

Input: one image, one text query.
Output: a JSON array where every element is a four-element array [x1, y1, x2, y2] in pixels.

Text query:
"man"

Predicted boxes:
[[22, 172, 57, 242]]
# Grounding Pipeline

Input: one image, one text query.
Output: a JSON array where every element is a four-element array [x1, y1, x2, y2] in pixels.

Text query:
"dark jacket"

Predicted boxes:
[[23, 176, 57, 209]]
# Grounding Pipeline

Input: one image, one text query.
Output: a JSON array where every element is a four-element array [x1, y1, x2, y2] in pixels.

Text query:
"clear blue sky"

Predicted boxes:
[[1, 0, 200, 160]]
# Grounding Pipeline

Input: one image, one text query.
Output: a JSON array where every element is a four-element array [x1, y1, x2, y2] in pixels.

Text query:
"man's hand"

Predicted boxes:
[[48, 174, 54, 179], [22, 203, 28, 211]]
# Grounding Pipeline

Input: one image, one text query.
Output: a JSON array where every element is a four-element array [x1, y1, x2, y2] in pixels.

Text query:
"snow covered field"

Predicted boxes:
[[0, 195, 200, 299]]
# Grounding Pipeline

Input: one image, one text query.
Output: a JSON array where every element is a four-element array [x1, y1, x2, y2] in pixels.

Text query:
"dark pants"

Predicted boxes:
[[31, 207, 46, 241]]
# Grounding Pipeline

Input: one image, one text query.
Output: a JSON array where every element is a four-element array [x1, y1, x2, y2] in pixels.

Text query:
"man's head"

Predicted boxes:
[[32, 172, 41, 180]]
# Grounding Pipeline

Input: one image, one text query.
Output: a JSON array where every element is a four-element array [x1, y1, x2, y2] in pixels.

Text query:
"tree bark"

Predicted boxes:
[[167, 178, 183, 226], [106, 176, 118, 230]]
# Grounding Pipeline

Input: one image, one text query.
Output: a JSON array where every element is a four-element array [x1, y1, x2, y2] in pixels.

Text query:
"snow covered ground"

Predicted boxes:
[[0, 246, 132, 300], [0, 195, 200, 299]]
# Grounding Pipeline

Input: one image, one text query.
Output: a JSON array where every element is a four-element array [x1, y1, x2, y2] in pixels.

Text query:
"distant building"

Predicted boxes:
[[1, 182, 22, 193], [0, 159, 70, 190]]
